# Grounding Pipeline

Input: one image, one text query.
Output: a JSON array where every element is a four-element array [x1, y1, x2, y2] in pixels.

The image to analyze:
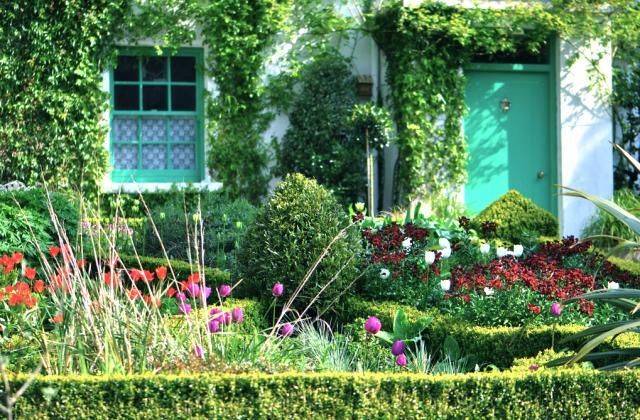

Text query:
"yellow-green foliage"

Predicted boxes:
[[341, 297, 640, 368], [10, 370, 640, 418], [473, 190, 558, 242], [608, 255, 640, 276]]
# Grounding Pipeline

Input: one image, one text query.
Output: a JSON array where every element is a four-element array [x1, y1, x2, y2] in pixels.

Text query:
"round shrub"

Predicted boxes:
[[238, 174, 362, 313], [472, 190, 558, 243]]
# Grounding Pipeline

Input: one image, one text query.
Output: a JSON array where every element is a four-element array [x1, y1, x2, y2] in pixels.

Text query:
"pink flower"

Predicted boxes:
[[178, 303, 192, 315], [208, 319, 220, 333], [391, 340, 405, 356], [232, 307, 244, 323], [364, 316, 381, 334], [279, 322, 294, 337], [395, 353, 407, 367], [550, 302, 563, 317], [194, 345, 204, 358], [218, 284, 232, 298], [200, 286, 212, 299], [272, 282, 284, 297], [222, 311, 232, 326], [175, 292, 187, 303], [186, 282, 200, 298]]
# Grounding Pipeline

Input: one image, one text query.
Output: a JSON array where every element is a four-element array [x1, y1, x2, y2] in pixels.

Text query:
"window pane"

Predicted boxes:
[[114, 56, 138, 81], [143, 85, 168, 111], [114, 85, 139, 110], [171, 86, 195, 111], [113, 145, 138, 169], [142, 145, 167, 169], [142, 118, 165, 142], [171, 144, 196, 169], [171, 56, 196, 82], [170, 118, 196, 142], [142, 56, 167, 81], [113, 117, 138, 142]]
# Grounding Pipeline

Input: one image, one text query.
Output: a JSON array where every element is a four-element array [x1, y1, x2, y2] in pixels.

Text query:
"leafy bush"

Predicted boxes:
[[582, 188, 640, 248], [141, 192, 256, 270], [472, 190, 558, 243], [275, 52, 364, 205], [238, 174, 362, 313], [11, 370, 640, 418], [0, 189, 79, 260]]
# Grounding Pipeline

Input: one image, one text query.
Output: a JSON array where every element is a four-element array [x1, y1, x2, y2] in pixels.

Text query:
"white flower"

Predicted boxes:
[[607, 281, 620, 290], [483, 287, 494, 296], [402, 238, 412, 250], [440, 279, 451, 291], [440, 247, 452, 259], [424, 251, 436, 265], [438, 237, 451, 249], [479, 243, 490, 254], [496, 247, 508, 258], [513, 244, 524, 257], [379, 268, 390, 280], [354, 202, 365, 213]]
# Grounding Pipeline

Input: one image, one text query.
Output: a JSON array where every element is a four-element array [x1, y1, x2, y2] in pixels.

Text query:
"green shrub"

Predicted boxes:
[[0, 189, 79, 260], [583, 188, 640, 248], [339, 297, 640, 368], [10, 371, 640, 418], [238, 174, 362, 313], [140, 192, 256, 270], [472, 190, 558, 243], [275, 52, 364, 205]]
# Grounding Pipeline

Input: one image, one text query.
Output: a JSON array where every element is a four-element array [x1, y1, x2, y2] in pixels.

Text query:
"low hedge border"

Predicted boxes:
[[340, 298, 640, 368], [118, 254, 230, 285], [608, 255, 640, 276], [9, 370, 640, 418]]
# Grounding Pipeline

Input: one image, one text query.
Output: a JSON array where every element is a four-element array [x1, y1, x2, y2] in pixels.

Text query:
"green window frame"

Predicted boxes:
[[109, 47, 205, 183]]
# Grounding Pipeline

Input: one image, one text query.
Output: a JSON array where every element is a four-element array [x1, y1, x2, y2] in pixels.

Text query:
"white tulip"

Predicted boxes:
[[424, 251, 436, 265], [379, 268, 390, 280], [513, 244, 524, 257], [483, 287, 494, 296], [607, 281, 620, 290], [440, 279, 451, 291], [479, 243, 490, 254], [496, 247, 508, 258], [438, 237, 451, 249], [402, 238, 413, 250], [440, 247, 452, 259]]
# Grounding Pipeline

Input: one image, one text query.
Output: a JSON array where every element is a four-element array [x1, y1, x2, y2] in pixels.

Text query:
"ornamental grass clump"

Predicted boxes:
[[238, 174, 362, 314]]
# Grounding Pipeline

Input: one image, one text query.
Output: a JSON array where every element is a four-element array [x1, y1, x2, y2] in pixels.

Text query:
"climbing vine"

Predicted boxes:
[[372, 0, 638, 203]]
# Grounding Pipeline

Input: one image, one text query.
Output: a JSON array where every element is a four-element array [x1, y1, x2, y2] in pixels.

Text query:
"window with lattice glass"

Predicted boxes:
[[110, 48, 204, 182]]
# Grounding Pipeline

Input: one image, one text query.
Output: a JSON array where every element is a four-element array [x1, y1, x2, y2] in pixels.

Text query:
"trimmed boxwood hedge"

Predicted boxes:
[[340, 297, 640, 368], [9, 371, 640, 418]]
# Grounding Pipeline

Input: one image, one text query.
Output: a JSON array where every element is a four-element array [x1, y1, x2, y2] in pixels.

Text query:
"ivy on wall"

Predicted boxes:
[[0, 1, 129, 194], [372, 0, 639, 204]]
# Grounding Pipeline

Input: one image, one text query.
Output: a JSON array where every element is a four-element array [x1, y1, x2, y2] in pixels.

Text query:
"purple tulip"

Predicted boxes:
[[218, 284, 232, 298], [209, 307, 222, 316], [391, 340, 405, 356], [272, 282, 284, 297], [186, 282, 200, 298], [200, 286, 212, 299], [550, 302, 563, 317], [279, 322, 294, 337], [178, 303, 192, 315], [232, 307, 244, 323], [222, 311, 232, 326], [364, 316, 382, 334], [175, 292, 187, 303], [208, 319, 220, 333], [194, 345, 205, 358], [395, 353, 407, 367]]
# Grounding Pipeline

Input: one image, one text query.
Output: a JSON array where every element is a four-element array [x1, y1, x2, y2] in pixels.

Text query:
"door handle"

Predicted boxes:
[[537, 171, 545, 179]]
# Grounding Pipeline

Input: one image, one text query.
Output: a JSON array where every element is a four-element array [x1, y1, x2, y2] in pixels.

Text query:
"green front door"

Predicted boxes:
[[464, 68, 554, 214]]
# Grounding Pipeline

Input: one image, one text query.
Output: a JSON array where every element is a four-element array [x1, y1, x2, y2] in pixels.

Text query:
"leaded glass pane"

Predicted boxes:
[[170, 118, 196, 142], [171, 144, 195, 169], [141, 118, 165, 142], [114, 145, 138, 169], [142, 145, 167, 169], [113, 117, 138, 142]]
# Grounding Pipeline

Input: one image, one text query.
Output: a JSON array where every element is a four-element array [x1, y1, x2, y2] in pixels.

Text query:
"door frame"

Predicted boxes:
[[463, 38, 558, 216]]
